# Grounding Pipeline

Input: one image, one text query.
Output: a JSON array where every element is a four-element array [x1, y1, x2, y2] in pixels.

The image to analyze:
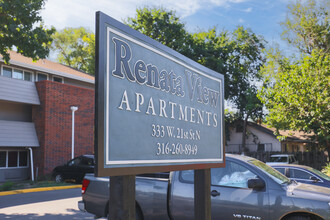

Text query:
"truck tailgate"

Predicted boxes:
[[82, 173, 169, 219], [83, 174, 109, 217]]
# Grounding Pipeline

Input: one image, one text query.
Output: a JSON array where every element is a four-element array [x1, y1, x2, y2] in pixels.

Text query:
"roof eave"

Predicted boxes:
[[0, 58, 95, 84]]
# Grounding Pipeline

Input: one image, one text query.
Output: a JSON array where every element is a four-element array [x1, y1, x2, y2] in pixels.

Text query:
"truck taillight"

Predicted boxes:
[[82, 179, 90, 194]]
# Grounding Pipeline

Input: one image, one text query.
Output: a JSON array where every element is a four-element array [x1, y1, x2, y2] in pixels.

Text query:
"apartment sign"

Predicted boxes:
[[95, 12, 225, 176]]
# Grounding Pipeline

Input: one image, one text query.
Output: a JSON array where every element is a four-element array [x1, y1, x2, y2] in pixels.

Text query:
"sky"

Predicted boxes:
[[40, 0, 294, 52]]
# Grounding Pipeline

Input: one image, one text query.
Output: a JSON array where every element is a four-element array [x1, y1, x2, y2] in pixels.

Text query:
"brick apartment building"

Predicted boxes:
[[0, 51, 95, 182]]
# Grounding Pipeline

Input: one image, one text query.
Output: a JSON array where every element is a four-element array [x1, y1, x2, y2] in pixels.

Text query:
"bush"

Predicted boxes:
[[0, 181, 14, 191], [321, 163, 330, 176]]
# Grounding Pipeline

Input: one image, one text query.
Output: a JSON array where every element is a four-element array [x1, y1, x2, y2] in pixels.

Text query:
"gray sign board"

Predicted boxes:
[[95, 12, 225, 176]]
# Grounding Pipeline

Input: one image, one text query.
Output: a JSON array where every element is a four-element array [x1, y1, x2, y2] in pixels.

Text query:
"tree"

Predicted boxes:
[[259, 0, 330, 154], [195, 27, 265, 98], [236, 87, 264, 153], [259, 49, 329, 152], [0, 0, 55, 63], [191, 27, 265, 152], [125, 7, 193, 59], [281, 0, 329, 54], [51, 27, 95, 74]]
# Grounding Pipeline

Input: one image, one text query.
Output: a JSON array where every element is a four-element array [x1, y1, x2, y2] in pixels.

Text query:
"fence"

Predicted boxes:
[[245, 151, 329, 170]]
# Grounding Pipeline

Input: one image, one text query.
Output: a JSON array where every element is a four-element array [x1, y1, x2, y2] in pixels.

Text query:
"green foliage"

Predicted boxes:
[[0, 180, 73, 192], [191, 26, 266, 102], [192, 27, 266, 129], [0, 0, 55, 63], [259, 49, 329, 146], [260, 0, 329, 150], [51, 27, 95, 74], [281, 0, 329, 54], [125, 7, 193, 58], [322, 162, 330, 176], [0, 181, 14, 191], [190, 26, 265, 152]]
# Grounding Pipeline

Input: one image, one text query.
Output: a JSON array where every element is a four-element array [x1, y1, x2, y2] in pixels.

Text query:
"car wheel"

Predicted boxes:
[[54, 173, 63, 183]]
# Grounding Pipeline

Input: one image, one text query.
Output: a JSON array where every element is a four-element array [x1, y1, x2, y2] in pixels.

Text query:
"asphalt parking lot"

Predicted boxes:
[[0, 187, 102, 219]]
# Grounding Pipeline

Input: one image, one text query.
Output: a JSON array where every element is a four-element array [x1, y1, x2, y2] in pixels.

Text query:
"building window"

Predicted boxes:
[[1, 66, 33, 81], [8, 151, 18, 167], [3, 67, 12, 78], [257, 144, 265, 151], [37, 73, 48, 81], [24, 71, 32, 81], [19, 151, 28, 166], [0, 151, 6, 167], [13, 69, 23, 80], [0, 151, 29, 168], [53, 76, 63, 83], [284, 144, 288, 152]]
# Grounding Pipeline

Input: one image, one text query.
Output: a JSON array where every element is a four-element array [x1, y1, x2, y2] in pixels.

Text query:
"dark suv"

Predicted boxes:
[[52, 155, 94, 183]]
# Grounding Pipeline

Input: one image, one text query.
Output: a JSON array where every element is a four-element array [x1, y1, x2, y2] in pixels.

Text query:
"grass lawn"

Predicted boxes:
[[0, 180, 77, 192]]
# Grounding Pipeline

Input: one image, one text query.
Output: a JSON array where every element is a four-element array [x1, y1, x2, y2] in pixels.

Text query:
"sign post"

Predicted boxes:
[[195, 169, 211, 220], [109, 176, 135, 220], [95, 11, 225, 220]]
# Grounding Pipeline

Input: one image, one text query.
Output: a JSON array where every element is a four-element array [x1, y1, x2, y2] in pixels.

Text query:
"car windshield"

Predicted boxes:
[[307, 167, 330, 181], [270, 156, 288, 162], [248, 159, 290, 184]]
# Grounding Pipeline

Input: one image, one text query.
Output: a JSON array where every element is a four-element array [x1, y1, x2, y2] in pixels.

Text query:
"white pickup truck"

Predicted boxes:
[[79, 154, 330, 220]]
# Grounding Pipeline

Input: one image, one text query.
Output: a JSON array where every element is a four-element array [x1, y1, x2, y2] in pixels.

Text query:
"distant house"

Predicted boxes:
[[0, 51, 95, 182], [226, 121, 314, 153]]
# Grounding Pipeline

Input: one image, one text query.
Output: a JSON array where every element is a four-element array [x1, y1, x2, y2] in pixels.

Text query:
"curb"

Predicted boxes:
[[0, 184, 82, 196]]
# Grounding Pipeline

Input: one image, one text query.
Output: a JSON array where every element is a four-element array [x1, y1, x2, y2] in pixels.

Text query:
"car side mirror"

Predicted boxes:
[[248, 178, 265, 190], [310, 176, 320, 183]]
